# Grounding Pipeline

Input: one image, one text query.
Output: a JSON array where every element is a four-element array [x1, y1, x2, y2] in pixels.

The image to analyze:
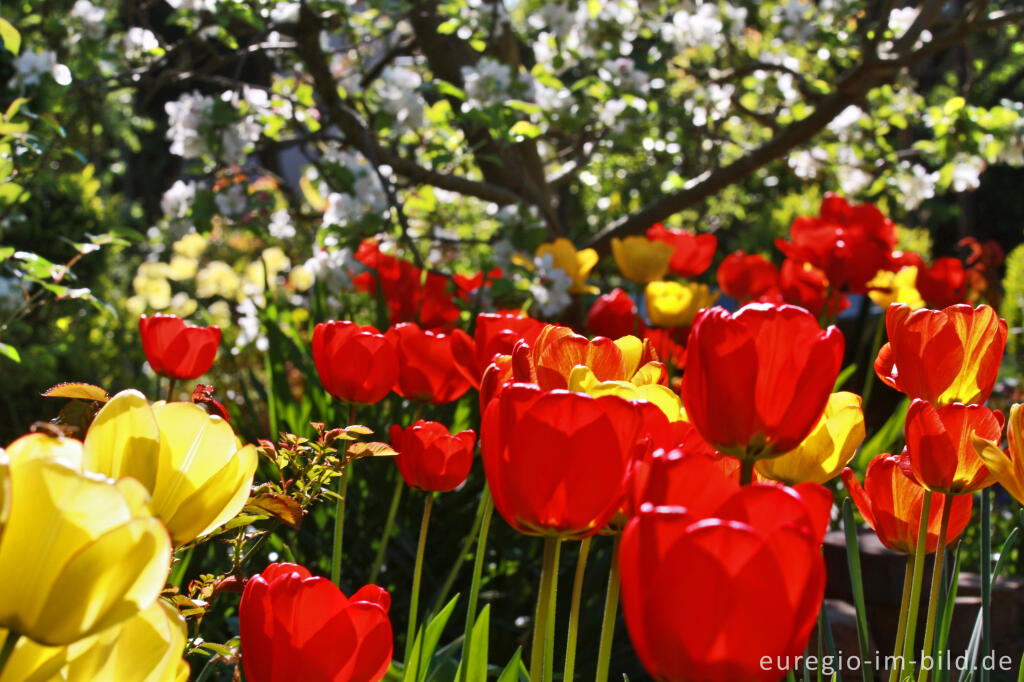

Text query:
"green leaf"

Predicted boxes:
[[404, 595, 460, 682], [508, 120, 541, 140], [0, 18, 21, 55], [456, 605, 489, 682], [496, 648, 528, 682], [0, 343, 20, 363], [833, 363, 857, 392]]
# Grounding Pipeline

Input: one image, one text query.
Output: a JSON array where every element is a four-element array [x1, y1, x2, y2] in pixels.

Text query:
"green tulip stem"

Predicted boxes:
[[460, 487, 494, 682], [405, 492, 434, 666], [531, 536, 561, 682], [901, 490, 934, 681], [330, 459, 350, 586], [595, 534, 622, 682], [890, 557, 916, 682], [167, 377, 177, 403], [917, 494, 952, 682], [740, 459, 755, 486], [861, 313, 886, 414], [368, 474, 404, 585], [563, 537, 592, 682], [0, 631, 18, 677]]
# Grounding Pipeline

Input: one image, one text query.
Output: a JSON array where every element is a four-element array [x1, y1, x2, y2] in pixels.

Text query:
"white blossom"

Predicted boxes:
[[166, 0, 218, 11], [215, 184, 247, 216], [165, 91, 215, 158], [950, 154, 985, 192], [462, 57, 515, 109], [525, 253, 572, 318], [13, 50, 58, 87], [893, 161, 939, 209], [269, 210, 296, 240], [123, 27, 160, 60], [71, 0, 107, 39], [375, 65, 426, 134], [161, 180, 197, 220], [304, 247, 362, 290]]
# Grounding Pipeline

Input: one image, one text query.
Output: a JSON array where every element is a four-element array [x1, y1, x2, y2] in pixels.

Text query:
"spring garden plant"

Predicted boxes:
[[3, 0, 1024, 680]]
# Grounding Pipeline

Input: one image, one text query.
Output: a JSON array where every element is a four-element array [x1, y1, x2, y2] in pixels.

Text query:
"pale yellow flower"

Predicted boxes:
[[172, 233, 208, 259], [167, 255, 198, 281], [195, 261, 241, 300], [535, 238, 599, 294], [611, 236, 674, 283]]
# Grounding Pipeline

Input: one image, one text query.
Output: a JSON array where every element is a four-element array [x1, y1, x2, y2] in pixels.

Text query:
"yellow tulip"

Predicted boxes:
[[64, 600, 189, 682], [0, 434, 171, 646], [84, 390, 258, 546], [974, 403, 1024, 506], [536, 238, 599, 294], [867, 266, 924, 310], [611, 236, 674, 283], [0, 630, 66, 682], [645, 281, 719, 328], [568, 365, 685, 422], [756, 392, 866, 485]]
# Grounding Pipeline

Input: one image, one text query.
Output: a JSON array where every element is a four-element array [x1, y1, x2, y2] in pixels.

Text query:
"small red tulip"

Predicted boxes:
[[915, 257, 966, 309], [482, 383, 647, 539], [586, 288, 644, 340], [904, 399, 1003, 494], [139, 313, 221, 380], [450, 312, 544, 388], [239, 563, 392, 682], [682, 303, 844, 459], [874, 303, 1007, 406], [312, 321, 398, 405], [620, 450, 830, 682], [390, 420, 476, 492], [779, 259, 849, 318], [842, 454, 972, 554], [645, 223, 717, 278], [716, 251, 781, 303], [386, 322, 472, 404]]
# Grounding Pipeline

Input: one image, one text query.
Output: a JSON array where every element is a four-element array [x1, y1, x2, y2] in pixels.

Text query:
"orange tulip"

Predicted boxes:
[[974, 403, 1024, 505], [904, 399, 1003, 494], [874, 303, 1007, 406]]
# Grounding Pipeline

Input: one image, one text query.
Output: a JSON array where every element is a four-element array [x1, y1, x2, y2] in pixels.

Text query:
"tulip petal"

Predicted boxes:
[[84, 389, 161, 491]]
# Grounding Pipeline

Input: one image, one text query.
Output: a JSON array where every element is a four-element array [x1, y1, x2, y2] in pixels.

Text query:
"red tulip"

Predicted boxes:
[[776, 194, 897, 293], [716, 251, 780, 303], [904, 399, 1003, 494], [620, 450, 830, 682], [312, 321, 398, 405], [842, 454, 972, 554], [779, 259, 849, 318], [874, 303, 1007, 406], [482, 383, 647, 538], [450, 312, 545, 388], [390, 420, 476, 492], [586, 288, 644, 339], [386, 322, 472, 404], [239, 563, 392, 682], [645, 223, 717, 278], [139, 313, 221, 380], [916, 257, 966, 309], [682, 303, 844, 459], [641, 327, 687, 371]]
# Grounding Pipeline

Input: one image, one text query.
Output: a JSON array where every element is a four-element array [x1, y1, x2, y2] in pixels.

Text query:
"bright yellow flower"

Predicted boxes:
[[0, 630, 66, 682], [536, 238, 599, 294], [289, 264, 314, 292], [0, 434, 171, 646], [568, 365, 684, 422], [867, 266, 924, 310], [611, 236, 674, 283], [195, 261, 240, 300], [133, 263, 173, 310], [974, 403, 1024, 506], [755, 392, 865, 485], [65, 600, 189, 682], [84, 390, 258, 546], [261, 247, 291, 280], [645, 281, 719, 328], [208, 300, 232, 329], [167, 255, 198, 281], [0, 449, 8, 535]]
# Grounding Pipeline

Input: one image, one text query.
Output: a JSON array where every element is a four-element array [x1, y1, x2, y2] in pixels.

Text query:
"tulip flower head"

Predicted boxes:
[[482, 383, 648, 539], [0, 630, 67, 682], [904, 399, 1003, 494], [916, 257, 967, 309], [716, 251, 781, 303], [535, 238, 599, 294], [83, 389, 258, 545], [586, 288, 644, 340], [974, 403, 1024, 506], [0, 434, 171, 645], [450, 311, 545, 388], [620, 450, 831, 682], [756, 392, 865, 485], [611, 236, 674, 283], [842, 454, 972, 554], [390, 420, 476, 492], [874, 303, 1007, 406], [386, 322, 472, 404], [644, 281, 719, 329], [139, 313, 221, 380], [645, 223, 717, 278], [240, 563, 393, 682], [312, 321, 398, 405], [682, 303, 844, 462], [867, 266, 925, 310]]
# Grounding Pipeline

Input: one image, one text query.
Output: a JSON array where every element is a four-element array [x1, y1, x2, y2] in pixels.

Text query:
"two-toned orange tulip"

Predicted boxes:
[[874, 303, 1007, 406], [841, 454, 972, 554], [904, 399, 1003, 494], [974, 403, 1024, 505]]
